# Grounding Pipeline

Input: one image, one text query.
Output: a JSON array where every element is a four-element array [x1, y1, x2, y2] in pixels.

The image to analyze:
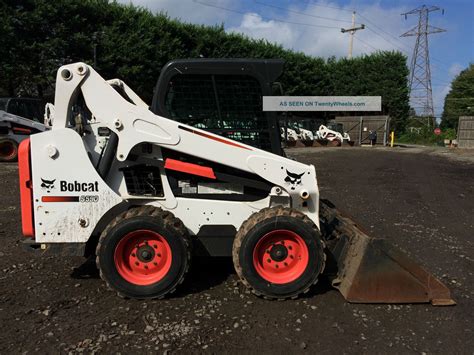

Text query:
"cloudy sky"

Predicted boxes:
[[119, 0, 473, 118]]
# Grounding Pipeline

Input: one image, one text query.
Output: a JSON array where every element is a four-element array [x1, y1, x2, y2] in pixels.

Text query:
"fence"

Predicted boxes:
[[335, 116, 390, 145], [457, 116, 474, 148]]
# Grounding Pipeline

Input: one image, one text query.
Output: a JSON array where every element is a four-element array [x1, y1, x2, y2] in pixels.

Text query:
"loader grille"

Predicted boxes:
[[122, 165, 163, 197]]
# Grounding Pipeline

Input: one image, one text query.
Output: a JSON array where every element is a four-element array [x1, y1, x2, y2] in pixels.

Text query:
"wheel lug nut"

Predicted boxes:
[[157, 253, 161, 257], [288, 246, 293, 250], [131, 253, 135, 257], [144, 265, 148, 269], [290, 255, 294, 259], [284, 262, 288, 266], [135, 261, 139, 266], [275, 264, 279, 268], [153, 244, 157, 249], [154, 262, 158, 266], [267, 258, 271, 263]]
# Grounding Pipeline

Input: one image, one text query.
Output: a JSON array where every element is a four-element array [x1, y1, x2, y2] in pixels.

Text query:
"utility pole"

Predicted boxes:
[[92, 31, 105, 68], [341, 12, 365, 59], [401, 5, 446, 127]]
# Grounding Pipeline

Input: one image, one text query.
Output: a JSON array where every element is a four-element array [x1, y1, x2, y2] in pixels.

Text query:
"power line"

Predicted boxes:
[[358, 12, 413, 51], [364, 26, 412, 54], [254, 1, 353, 24], [193, 0, 340, 29], [196, 0, 456, 82], [302, 1, 453, 71], [359, 13, 452, 72], [302, 1, 354, 13], [354, 35, 379, 52]]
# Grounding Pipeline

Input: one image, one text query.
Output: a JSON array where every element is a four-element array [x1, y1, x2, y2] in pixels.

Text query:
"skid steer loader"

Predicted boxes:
[[18, 62, 454, 305], [0, 98, 48, 162]]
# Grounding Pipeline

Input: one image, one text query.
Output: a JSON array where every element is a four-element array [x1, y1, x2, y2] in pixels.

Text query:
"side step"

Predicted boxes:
[[320, 199, 455, 306]]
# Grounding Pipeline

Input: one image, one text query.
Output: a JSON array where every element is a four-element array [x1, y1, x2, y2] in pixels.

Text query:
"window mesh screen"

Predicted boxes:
[[164, 74, 272, 151], [165, 75, 218, 128]]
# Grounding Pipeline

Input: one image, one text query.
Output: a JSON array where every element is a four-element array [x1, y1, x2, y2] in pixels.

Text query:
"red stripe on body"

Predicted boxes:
[[42, 196, 79, 202], [164, 158, 216, 179]]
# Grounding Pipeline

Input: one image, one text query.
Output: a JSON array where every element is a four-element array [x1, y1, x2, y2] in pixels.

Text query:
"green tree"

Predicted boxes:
[[0, 0, 410, 131], [441, 64, 474, 129]]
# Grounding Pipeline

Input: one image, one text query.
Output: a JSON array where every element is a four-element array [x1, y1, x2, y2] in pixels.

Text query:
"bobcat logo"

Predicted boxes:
[[41, 178, 56, 193], [284, 170, 304, 190]]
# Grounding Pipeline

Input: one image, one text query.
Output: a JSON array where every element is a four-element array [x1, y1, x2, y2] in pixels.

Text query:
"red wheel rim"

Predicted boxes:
[[0, 141, 16, 160], [114, 230, 172, 286], [253, 230, 309, 284]]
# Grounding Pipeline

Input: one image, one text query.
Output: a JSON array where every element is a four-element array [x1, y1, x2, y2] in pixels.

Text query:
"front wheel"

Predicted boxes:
[[96, 206, 191, 299], [233, 207, 326, 299]]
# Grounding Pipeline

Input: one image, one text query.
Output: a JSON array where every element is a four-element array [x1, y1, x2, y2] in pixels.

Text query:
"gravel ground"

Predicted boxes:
[[0, 146, 472, 353]]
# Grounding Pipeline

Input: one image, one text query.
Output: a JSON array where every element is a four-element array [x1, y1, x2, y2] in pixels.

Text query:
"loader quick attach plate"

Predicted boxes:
[[320, 199, 455, 306]]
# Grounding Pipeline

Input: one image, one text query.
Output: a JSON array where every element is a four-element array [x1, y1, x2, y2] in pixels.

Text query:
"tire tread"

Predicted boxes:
[[232, 207, 326, 300], [96, 206, 191, 299]]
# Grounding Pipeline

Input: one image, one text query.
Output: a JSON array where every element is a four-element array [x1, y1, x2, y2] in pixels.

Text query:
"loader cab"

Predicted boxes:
[[327, 122, 344, 135], [0, 97, 45, 122], [151, 59, 284, 156]]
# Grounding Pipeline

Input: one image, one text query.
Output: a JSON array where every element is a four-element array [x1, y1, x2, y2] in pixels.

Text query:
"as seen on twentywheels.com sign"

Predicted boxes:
[[263, 96, 382, 111]]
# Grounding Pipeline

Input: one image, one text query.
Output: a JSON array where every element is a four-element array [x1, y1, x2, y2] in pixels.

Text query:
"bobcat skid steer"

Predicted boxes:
[[314, 124, 350, 146], [18, 62, 454, 304]]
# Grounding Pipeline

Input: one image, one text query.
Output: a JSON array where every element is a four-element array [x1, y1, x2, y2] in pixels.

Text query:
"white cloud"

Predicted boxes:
[[448, 62, 464, 77], [228, 1, 412, 58], [118, 0, 412, 57], [119, 0, 456, 115], [227, 13, 297, 50]]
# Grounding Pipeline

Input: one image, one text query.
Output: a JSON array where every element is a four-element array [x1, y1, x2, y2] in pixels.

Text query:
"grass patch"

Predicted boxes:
[[397, 127, 456, 146]]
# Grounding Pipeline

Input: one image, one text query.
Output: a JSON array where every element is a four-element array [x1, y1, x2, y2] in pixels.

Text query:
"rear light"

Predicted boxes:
[[18, 139, 34, 238]]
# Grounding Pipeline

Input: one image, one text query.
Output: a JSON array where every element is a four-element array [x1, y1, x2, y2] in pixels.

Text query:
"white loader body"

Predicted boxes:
[[315, 124, 350, 143], [22, 63, 320, 244]]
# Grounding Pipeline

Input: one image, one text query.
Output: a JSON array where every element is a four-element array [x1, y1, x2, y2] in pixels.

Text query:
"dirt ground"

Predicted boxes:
[[0, 146, 473, 354]]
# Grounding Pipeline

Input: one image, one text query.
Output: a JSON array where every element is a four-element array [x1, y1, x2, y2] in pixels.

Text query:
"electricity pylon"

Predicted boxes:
[[401, 5, 446, 126]]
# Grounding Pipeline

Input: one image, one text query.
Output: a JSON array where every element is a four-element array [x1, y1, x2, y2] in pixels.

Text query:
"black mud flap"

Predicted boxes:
[[320, 199, 455, 306]]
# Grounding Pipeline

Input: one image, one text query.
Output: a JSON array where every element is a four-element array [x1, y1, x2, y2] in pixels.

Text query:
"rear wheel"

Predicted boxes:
[[233, 207, 326, 299], [96, 206, 191, 299], [0, 138, 18, 162]]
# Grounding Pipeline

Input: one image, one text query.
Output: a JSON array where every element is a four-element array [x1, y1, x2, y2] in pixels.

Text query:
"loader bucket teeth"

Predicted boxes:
[[320, 200, 455, 306]]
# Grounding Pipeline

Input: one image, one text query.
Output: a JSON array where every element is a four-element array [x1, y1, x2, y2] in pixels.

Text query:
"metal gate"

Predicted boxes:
[[335, 116, 390, 145], [457, 116, 474, 148]]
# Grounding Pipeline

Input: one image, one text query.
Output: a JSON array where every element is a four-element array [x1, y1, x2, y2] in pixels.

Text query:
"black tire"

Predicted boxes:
[[96, 206, 191, 299], [233, 207, 326, 299], [0, 138, 18, 162]]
